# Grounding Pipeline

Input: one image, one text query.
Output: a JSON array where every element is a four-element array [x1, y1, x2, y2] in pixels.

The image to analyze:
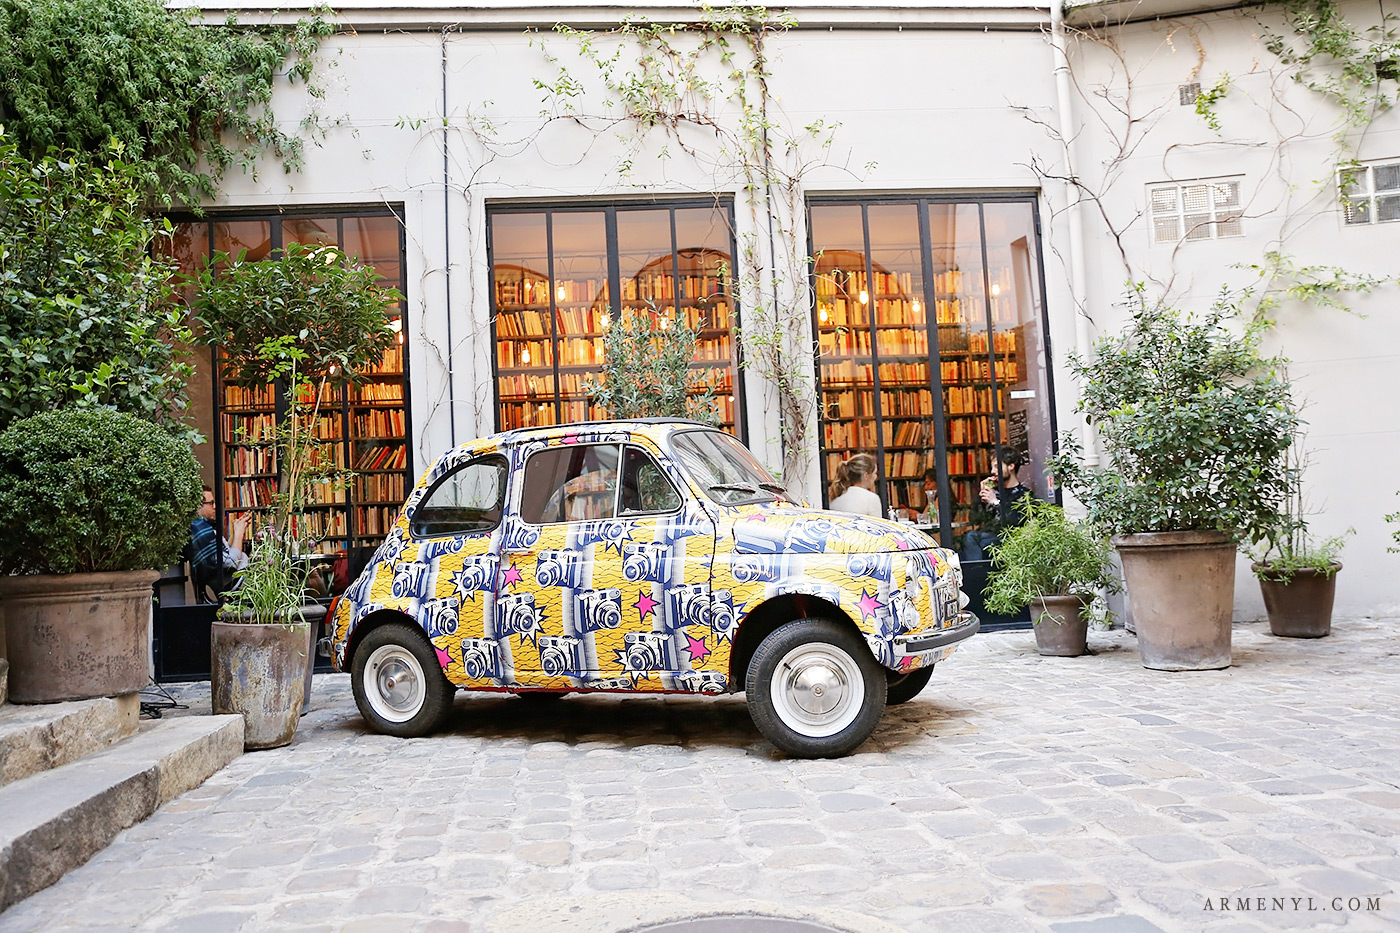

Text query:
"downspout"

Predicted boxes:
[[1049, 0, 1097, 465], [442, 26, 458, 448]]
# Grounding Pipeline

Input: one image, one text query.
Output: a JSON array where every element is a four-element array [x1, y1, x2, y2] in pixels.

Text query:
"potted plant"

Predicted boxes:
[[1246, 450, 1350, 637], [984, 498, 1118, 657], [0, 409, 202, 703], [190, 242, 398, 748], [1050, 287, 1297, 671]]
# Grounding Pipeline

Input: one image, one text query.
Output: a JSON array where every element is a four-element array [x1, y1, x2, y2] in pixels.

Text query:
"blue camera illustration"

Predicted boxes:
[[623, 631, 676, 673], [419, 597, 460, 638], [537, 635, 584, 677], [459, 638, 501, 680], [572, 587, 622, 635], [535, 549, 585, 588]]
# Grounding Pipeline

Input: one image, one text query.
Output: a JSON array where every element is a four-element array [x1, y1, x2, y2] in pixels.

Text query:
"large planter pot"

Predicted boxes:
[[211, 618, 309, 750], [0, 570, 159, 703], [1032, 595, 1090, 657], [1255, 563, 1339, 638], [1112, 531, 1236, 672]]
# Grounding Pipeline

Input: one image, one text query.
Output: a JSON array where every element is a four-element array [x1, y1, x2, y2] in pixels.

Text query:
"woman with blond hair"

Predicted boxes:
[[827, 452, 882, 517]]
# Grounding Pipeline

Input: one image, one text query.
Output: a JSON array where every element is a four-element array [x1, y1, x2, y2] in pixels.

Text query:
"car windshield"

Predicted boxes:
[[671, 430, 785, 506]]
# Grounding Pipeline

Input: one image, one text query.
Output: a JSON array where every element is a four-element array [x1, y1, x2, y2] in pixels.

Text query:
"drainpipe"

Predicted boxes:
[[1049, 0, 1098, 466], [442, 26, 458, 449]]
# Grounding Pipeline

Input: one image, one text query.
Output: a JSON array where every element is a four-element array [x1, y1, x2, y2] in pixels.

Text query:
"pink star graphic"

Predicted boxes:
[[856, 589, 883, 621], [500, 563, 523, 588], [684, 632, 711, 662], [897, 656, 916, 673], [634, 590, 659, 622], [435, 646, 453, 669]]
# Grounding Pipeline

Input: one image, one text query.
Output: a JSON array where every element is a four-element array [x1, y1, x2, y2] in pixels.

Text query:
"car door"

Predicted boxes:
[[399, 453, 509, 687], [494, 440, 625, 689]]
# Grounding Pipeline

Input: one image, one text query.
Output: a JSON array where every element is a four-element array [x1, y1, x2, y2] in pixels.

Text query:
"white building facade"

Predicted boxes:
[[180, 0, 1400, 618]]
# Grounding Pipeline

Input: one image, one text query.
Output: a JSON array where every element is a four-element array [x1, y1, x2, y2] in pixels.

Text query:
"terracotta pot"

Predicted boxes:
[[1255, 563, 1339, 638], [211, 618, 309, 750], [1032, 595, 1090, 657], [0, 570, 159, 703], [1112, 531, 1236, 671]]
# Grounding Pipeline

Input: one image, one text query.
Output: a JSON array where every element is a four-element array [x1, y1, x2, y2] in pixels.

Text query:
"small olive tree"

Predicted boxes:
[[585, 308, 719, 424], [189, 242, 400, 621]]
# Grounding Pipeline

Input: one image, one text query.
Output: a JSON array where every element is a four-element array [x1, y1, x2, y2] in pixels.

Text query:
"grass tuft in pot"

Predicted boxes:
[[984, 497, 1118, 624]]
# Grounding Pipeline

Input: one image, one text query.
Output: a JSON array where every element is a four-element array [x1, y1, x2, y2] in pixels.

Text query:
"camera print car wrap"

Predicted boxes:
[[708, 505, 963, 674], [331, 436, 506, 673], [479, 426, 728, 693]]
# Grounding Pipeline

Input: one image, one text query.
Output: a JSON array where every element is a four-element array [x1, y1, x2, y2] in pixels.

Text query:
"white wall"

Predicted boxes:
[[204, 4, 1399, 615]]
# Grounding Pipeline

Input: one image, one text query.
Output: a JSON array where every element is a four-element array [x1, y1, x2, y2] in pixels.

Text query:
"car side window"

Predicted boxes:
[[411, 455, 508, 537], [619, 446, 682, 516], [520, 444, 621, 524]]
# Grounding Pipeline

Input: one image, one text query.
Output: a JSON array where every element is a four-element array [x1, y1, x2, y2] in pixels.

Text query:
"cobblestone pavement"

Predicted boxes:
[[3, 618, 1399, 932]]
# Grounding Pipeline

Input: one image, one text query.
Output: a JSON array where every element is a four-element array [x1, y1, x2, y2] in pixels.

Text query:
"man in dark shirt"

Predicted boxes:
[[961, 446, 1033, 561], [188, 487, 249, 600]]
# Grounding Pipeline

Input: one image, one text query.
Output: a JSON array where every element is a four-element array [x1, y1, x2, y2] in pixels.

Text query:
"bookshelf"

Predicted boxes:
[[812, 224, 1026, 537], [490, 205, 739, 434]]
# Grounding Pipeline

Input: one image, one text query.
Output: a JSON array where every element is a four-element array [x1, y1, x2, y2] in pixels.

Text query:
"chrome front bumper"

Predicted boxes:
[[892, 610, 980, 659]]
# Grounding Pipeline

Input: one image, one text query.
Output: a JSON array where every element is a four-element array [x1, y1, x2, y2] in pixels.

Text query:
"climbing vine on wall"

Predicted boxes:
[[460, 6, 856, 481], [0, 0, 335, 208]]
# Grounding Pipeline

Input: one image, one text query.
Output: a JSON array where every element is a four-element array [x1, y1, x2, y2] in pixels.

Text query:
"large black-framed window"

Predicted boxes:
[[487, 200, 743, 438], [166, 205, 412, 569], [808, 194, 1057, 558]]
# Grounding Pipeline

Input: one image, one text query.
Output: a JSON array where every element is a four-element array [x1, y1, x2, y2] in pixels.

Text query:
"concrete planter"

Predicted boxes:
[[1032, 595, 1090, 657], [211, 619, 309, 750], [1255, 563, 1340, 639], [1112, 531, 1236, 671], [0, 570, 159, 703]]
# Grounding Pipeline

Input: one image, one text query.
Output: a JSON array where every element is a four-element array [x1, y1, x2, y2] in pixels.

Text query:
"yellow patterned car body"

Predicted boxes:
[[331, 420, 977, 696]]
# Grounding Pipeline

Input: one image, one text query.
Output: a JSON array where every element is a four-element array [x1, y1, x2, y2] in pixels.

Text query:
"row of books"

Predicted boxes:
[[305, 481, 348, 505], [815, 269, 916, 299], [222, 413, 276, 444], [368, 346, 404, 375], [498, 373, 555, 398], [967, 329, 1019, 354], [947, 385, 1002, 414], [224, 446, 277, 477], [356, 472, 406, 502], [288, 510, 349, 541], [354, 443, 408, 471], [943, 358, 1019, 382], [354, 382, 404, 403], [353, 409, 406, 439], [498, 339, 550, 369], [495, 276, 602, 307], [355, 506, 402, 538], [223, 479, 277, 509], [223, 385, 275, 409]]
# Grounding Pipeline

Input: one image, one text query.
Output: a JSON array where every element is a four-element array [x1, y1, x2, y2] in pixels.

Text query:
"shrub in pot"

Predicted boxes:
[[1050, 287, 1297, 671], [190, 243, 397, 747], [1246, 461, 1350, 638], [984, 498, 1118, 657], [0, 408, 202, 702]]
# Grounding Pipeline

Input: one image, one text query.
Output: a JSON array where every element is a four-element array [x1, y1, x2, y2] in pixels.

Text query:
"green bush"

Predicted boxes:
[[1049, 287, 1298, 541], [0, 408, 202, 574], [0, 134, 192, 433], [984, 497, 1118, 615], [0, 0, 332, 207]]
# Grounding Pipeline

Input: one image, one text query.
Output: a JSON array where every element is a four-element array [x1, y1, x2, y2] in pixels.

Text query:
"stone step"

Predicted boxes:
[[0, 713, 244, 911], [0, 694, 139, 787]]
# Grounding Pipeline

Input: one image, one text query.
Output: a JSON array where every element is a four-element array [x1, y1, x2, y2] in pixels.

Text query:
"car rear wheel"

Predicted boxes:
[[745, 618, 886, 758], [885, 666, 934, 705], [351, 623, 455, 737]]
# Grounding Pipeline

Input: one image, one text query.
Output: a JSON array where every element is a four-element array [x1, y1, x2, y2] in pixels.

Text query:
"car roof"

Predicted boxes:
[[436, 419, 722, 464]]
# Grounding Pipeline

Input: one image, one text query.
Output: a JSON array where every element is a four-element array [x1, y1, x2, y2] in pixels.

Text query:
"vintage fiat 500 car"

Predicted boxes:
[[330, 419, 978, 757]]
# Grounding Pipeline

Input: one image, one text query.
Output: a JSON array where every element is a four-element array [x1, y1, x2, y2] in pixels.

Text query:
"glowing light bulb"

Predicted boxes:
[[556, 284, 566, 302], [599, 312, 611, 329], [859, 289, 869, 305], [660, 317, 670, 330], [912, 300, 921, 315], [991, 283, 1001, 297], [522, 347, 531, 364], [396, 331, 404, 345], [819, 307, 829, 323], [328, 364, 338, 376]]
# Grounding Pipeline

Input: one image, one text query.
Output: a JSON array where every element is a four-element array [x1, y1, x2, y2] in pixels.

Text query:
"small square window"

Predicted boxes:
[[1339, 160, 1400, 225], [1148, 178, 1245, 244]]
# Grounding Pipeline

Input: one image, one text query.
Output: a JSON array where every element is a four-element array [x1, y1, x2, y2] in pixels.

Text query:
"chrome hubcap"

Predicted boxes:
[[363, 645, 425, 723], [770, 642, 864, 738]]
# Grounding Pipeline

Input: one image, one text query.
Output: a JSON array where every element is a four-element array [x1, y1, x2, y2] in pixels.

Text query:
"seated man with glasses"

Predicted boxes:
[[187, 486, 251, 602]]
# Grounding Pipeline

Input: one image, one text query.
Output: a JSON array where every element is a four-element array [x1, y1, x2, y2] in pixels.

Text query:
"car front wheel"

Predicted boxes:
[[745, 618, 886, 758], [885, 666, 934, 705], [351, 623, 456, 737]]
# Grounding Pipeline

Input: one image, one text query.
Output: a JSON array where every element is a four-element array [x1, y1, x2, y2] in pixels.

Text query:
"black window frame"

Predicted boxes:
[[410, 454, 511, 539]]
